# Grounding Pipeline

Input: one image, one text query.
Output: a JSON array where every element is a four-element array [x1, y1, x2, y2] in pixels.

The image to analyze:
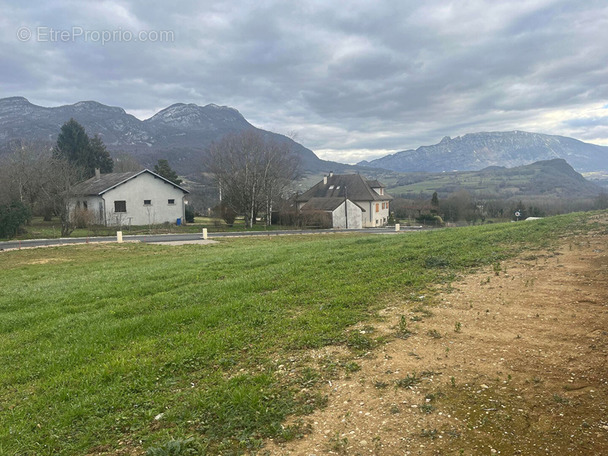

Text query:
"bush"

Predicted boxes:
[[271, 210, 298, 226], [0, 201, 31, 239], [299, 210, 332, 229], [220, 205, 237, 226], [72, 208, 97, 229], [415, 214, 444, 226], [185, 205, 195, 223]]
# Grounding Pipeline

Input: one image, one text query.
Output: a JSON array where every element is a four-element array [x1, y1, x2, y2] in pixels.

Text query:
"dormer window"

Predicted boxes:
[[329, 185, 334, 190]]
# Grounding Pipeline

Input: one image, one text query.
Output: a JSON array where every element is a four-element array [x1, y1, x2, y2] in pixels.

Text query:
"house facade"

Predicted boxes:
[[70, 169, 189, 226], [296, 173, 392, 228], [299, 197, 365, 229]]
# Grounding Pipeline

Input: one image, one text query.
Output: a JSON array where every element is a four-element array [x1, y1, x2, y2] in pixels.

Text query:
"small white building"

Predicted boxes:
[[296, 173, 392, 228], [299, 197, 365, 229], [70, 169, 189, 226]]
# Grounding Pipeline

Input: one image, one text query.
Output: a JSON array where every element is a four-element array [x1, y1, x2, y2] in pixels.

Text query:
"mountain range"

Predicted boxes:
[[0, 96, 346, 176], [1, 97, 607, 183], [359, 131, 608, 173]]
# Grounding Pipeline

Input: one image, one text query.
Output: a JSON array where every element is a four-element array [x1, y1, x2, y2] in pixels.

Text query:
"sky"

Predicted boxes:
[[2, 0, 608, 164]]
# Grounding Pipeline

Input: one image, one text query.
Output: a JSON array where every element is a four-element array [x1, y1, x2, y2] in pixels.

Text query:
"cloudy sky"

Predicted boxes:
[[2, 0, 607, 163]]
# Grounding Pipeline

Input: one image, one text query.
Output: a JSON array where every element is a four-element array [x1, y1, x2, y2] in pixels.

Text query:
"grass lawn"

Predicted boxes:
[[12, 216, 296, 241], [0, 212, 599, 455]]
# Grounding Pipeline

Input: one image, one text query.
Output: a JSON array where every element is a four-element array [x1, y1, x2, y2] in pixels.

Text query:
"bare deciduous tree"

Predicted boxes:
[[0, 143, 52, 210], [40, 158, 85, 236], [205, 131, 300, 227]]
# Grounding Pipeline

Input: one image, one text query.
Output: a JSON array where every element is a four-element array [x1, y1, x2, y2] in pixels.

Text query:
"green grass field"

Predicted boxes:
[[0, 212, 598, 455], [13, 216, 294, 241]]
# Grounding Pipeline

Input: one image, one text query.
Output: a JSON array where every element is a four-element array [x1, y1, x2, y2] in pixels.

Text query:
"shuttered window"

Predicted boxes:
[[114, 201, 127, 212]]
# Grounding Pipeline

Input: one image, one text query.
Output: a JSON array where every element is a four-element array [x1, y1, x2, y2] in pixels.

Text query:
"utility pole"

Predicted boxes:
[[344, 185, 348, 229]]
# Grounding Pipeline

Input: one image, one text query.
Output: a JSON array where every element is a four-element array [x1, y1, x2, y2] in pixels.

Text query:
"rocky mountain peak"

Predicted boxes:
[[0, 96, 332, 176], [144, 102, 247, 130], [0, 96, 31, 105], [359, 131, 608, 173], [69, 101, 126, 115]]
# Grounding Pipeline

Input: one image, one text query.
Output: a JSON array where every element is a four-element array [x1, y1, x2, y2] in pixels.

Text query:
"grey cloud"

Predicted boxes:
[[2, 0, 608, 163]]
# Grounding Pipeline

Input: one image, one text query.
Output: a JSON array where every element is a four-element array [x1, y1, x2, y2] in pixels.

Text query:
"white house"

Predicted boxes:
[[299, 197, 365, 229], [70, 169, 189, 226], [296, 173, 392, 228]]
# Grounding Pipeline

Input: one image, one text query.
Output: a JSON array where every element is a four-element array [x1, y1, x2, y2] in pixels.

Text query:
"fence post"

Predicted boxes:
[[202, 228, 208, 240], [117, 231, 123, 243]]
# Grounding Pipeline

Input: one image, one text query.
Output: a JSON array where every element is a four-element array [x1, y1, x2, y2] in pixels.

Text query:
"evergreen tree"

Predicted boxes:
[[431, 191, 439, 214], [53, 119, 90, 170], [53, 119, 113, 177], [89, 134, 114, 173], [153, 159, 182, 185]]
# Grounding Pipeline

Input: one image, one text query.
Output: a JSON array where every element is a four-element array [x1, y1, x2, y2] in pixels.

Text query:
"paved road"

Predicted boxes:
[[0, 226, 425, 251]]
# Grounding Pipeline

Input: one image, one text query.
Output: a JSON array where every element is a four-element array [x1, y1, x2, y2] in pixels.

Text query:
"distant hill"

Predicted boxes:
[[359, 131, 608, 173], [0, 97, 349, 176], [386, 158, 603, 199]]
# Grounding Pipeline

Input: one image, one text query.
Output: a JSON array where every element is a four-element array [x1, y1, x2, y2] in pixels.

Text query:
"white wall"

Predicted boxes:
[[69, 196, 105, 225], [331, 200, 363, 229], [103, 172, 186, 226], [357, 200, 390, 227]]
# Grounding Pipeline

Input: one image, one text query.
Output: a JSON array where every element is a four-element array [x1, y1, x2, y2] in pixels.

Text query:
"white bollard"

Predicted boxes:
[[395, 223, 400, 232], [202, 228, 208, 240], [117, 231, 123, 243]]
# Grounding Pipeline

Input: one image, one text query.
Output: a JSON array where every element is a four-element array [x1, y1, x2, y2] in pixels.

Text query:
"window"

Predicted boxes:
[[168, 199, 175, 205], [376, 203, 379, 212], [83, 201, 88, 210], [114, 201, 127, 213], [144, 200, 152, 206]]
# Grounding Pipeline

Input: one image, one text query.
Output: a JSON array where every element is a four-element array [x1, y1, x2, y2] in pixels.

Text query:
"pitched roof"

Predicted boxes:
[[366, 179, 384, 188], [71, 169, 189, 196], [300, 197, 366, 212], [296, 174, 392, 202]]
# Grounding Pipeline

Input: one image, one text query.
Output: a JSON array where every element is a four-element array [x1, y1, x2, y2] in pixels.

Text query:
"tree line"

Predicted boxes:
[[0, 120, 301, 238], [205, 130, 300, 228], [0, 119, 115, 237], [391, 189, 608, 225]]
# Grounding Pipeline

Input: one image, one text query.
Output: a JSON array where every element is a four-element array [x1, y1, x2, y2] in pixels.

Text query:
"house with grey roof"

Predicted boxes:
[[70, 169, 189, 227], [296, 173, 392, 228]]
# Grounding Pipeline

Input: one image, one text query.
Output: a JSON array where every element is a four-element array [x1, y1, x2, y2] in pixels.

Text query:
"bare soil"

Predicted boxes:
[[266, 222, 608, 455]]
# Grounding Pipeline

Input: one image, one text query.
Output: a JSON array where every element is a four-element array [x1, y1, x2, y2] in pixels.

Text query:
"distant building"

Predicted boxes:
[[296, 173, 392, 228], [70, 169, 189, 226]]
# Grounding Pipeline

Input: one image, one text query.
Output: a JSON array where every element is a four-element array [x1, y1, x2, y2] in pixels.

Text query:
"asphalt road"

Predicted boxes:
[[0, 226, 425, 251]]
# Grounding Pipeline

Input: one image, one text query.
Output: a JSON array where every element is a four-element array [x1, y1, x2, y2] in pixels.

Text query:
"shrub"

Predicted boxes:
[[72, 207, 96, 229], [415, 214, 444, 226], [185, 205, 195, 223], [299, 210, 332, 229], [220, 204, 237, 226], [0, 201, 31, 239]]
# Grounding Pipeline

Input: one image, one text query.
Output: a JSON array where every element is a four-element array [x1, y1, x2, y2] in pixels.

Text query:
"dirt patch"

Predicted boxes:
[[266, 227, 608, 455]]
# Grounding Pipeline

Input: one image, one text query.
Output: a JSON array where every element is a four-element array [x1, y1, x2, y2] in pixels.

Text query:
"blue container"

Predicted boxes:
[[176, 218, 182, 226]]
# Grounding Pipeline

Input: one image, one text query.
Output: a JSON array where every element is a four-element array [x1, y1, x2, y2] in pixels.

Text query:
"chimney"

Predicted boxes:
[[95, 168, 101, 180], [329, 171, 333, 177], [323, 175, 327, 185]]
